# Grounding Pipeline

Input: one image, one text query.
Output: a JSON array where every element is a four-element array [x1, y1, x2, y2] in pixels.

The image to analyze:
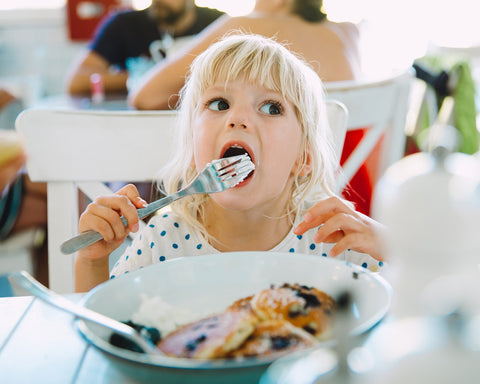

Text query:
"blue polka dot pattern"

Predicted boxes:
[[163, 214, 168, 218], [309, 243, 316, 250], [137, 249, 142, 255], [289, 248, 295, 253], [160, 230, 166, 236], [185, 234, 190, 240], [126, 255, 129, 260], [379, 261, 384, 267], [362, 262, 368, 268], [174, 222, 179, 228], [322, 253, 327, 257], [296, 235, 302, 240], [159, 256, 166, 262], [110, 275, 115, 279], [150, 242, 154, 248], [149, 224, 155, 228], [172, 243, 178, 249], [196, 244, 202, 250]]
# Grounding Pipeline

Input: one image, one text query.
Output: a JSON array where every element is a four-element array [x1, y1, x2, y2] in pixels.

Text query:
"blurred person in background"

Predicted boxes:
[[129, 0, 361, 110], [65, 0, 224, 96], [0, 89, 48, 286]]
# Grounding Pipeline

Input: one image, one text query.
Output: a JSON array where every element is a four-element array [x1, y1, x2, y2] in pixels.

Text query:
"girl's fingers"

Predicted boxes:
[[294, 197, 354, 235], [321, 230, 344, 244], [80, 209, 116, 241], [117, 184, 148, 209], [87, 203, 129, 240], [328, 233, 364, 257], [80, 193, 141, 237], [312, 213, 362, 243], [304, 197, 353, 222], [293, 197, 385, 261]]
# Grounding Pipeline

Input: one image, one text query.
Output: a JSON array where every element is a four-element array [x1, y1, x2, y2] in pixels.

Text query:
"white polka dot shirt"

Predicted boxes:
[[109, 209, 383, 279]]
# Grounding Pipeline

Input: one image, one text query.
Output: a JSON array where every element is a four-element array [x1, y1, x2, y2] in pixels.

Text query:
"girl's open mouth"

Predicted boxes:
[[221, 144, 255, 182]]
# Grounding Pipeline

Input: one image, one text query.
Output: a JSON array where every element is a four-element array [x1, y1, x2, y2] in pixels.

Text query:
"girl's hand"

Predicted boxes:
[[77, 184, 147, 260], [294, 196, 386, 261]]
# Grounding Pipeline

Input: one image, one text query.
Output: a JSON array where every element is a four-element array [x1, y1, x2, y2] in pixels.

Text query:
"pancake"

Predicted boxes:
[[158, 309, 258, 359], [229, 319, 318, 358], [227, 295, 254, 312], [250, 283, 336, 340]]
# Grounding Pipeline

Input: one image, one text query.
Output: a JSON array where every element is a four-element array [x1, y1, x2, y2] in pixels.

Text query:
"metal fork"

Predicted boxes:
[[60, 154, 254, 254], [8, 271, 162, 356]]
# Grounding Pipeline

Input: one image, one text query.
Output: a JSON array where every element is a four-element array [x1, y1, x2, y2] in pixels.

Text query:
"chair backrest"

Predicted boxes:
[[325, 70, 413, 192], [16, 102, 347, 293]]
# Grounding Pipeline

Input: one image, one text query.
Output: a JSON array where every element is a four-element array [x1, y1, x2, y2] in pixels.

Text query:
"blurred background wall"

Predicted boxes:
[[0, 0, 478, 107]]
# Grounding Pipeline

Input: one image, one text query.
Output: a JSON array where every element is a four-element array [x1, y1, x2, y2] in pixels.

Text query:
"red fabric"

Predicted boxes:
[[404, 135, 421, 156], [339, 128, 384, 216], [66, 0, 129, 41]]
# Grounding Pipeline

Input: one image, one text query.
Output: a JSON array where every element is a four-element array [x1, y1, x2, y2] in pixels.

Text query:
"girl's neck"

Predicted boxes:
[[202, 202, 294, 252]]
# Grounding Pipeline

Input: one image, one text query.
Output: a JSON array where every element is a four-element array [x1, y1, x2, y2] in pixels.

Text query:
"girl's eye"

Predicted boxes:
[[207, 99, 229, 111], [260, 101, 282, 115]]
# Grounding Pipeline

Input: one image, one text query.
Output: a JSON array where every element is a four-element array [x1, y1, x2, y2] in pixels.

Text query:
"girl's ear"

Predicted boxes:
[[293, 147, 313, 177]]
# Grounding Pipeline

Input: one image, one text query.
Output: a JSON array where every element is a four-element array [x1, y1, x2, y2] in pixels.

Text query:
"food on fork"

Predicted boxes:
[[0, 130, 23, 167]]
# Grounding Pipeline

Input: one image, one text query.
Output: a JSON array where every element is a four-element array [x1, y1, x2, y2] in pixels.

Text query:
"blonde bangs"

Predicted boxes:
[[190, 33, 305, 109], [158, 33, 338, 236]]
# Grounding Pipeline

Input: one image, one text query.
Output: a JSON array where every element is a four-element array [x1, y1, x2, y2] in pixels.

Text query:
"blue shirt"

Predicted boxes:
[[90, 7, 224, 69]]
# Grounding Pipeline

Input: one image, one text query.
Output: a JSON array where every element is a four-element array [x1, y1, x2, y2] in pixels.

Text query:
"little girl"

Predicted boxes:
[[75, 34, 385, 292]]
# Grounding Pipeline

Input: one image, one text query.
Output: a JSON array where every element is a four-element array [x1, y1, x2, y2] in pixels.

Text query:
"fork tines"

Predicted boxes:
[[212, 154, 247, 170], [214, 154, 255, 186]]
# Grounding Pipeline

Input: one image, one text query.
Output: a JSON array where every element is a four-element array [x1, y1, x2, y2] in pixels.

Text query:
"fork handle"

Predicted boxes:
[[60, 193, 183, 255]]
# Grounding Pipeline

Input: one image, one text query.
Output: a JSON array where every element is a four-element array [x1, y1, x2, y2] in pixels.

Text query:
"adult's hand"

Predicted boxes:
[[0, 152, 26, 194], [0, 89, 16, 110]]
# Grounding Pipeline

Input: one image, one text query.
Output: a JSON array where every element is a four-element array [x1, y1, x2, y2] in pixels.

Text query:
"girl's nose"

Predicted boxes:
[[228, 122, 247, 129], [226, 105, 250, 129]]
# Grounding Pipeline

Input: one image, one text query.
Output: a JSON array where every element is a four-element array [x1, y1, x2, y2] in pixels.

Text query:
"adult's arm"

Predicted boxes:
[[64, 50, 129, 96], [128, 15, 237, 110]]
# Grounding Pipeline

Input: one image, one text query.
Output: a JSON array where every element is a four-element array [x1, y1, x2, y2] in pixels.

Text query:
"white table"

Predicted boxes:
[[0, 295, 271, 384], [0, 296, 137, 383]]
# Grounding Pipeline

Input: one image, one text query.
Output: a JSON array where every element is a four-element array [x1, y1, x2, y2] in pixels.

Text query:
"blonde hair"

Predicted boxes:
[[157, 33, 338, 236]]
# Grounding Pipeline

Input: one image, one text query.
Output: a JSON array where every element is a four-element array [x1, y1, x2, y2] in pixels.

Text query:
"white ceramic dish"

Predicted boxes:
[[76, 251, 392, 384]]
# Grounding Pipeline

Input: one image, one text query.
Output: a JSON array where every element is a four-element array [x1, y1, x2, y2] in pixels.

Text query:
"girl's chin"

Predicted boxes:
[[209, 194, 253, 211]]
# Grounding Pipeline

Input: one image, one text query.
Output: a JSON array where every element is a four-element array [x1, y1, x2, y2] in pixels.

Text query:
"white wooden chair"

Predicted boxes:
[[16, 101, 347, 293], [325, 70, 413, 192]]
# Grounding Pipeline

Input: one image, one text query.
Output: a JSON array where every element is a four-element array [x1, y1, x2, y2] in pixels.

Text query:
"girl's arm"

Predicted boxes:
[[294, 196, 386, 261], [74, 184, 147, 292], [128, 15, 242, 110]]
